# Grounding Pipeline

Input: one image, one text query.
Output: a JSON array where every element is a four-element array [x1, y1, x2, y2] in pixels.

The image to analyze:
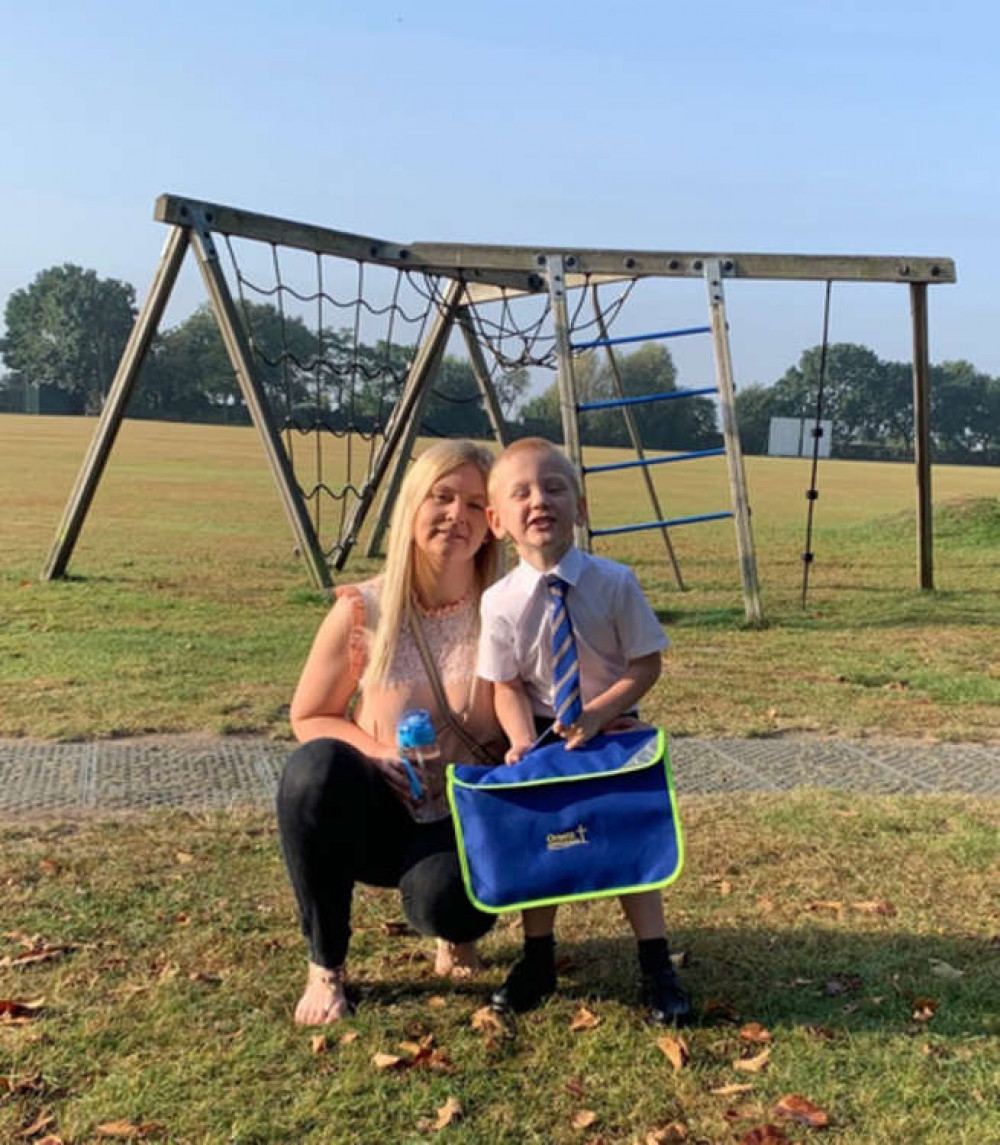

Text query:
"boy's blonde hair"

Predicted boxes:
[[364, 439, 498, 688], [487, 436, 582, 502]]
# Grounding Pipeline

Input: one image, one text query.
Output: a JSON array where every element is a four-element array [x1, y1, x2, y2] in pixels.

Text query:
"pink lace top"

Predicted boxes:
[[337, 576, 504, 765]]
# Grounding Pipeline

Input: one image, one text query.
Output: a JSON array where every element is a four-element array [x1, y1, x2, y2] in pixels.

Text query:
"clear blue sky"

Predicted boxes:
[[4, 0, 997, 392]]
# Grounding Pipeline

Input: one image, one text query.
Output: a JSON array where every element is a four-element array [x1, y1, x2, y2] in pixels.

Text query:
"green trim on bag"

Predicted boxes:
[[445, 728, 684, 915]]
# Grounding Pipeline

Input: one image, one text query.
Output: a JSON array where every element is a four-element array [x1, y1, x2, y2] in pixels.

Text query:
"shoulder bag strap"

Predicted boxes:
[[406, 601, 501, 767]]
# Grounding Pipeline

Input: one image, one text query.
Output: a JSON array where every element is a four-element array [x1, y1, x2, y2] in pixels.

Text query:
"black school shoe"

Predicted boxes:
[[641, 967, 693, 1027], [490, 957, 557, 1014]]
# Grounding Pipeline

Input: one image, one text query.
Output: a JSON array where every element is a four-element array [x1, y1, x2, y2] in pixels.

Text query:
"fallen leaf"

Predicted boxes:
[[739, 1127, 788, 1144], [571, 1110, 598, 1130], [427, 995, 448, 1008], [174, 851, 194, 864], [18, 1111, 54, 1137], [0, 997, 45, 1023], [656, 1034, 690, 1071], [710, 1083, 754, 1097], [702, 998, 740, 1023], [739, 1022, 772, 1044], [851, 899, 897, 916], [431, 1096, 463, 1130], [733, 1047, 771, 1073], [310, 1034, 328, 1055], [339, 1030, 359, 1045], [569, 1006, 602, 1031], [670, 950, 690, 969], [38, 859, 59, 875], [371, 1052, 406, 1070], [929, 959, 964, 980], [774, 1093, 830, 1128], [719, 880, 734, 896], [470, 1006, 503, 1034], [807, 900, 844, 914], [35, 1137, 64, 1145], [94, 1122, 162, 1139], [645, 1123, 688, 1143], [564, 1077, 587, 1100], [911, 997, 939, 1022]]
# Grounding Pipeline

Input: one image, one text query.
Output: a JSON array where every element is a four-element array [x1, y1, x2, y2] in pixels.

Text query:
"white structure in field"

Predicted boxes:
[[768, 416, 832, 459]]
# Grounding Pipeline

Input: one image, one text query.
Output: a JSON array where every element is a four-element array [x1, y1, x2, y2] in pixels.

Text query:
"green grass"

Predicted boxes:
[[2, 414, 999, 742], [2, 794, 997, 1144]]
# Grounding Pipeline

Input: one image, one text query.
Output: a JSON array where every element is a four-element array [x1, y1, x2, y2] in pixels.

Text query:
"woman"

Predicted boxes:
[[277, 439, 504, 1024]]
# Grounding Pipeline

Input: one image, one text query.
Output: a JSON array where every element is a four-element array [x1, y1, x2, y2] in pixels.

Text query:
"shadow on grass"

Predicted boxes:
[[446, 929, 998, 1037]]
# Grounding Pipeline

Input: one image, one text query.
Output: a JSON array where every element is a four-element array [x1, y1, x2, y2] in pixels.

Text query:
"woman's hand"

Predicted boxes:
[[370, 756, 416, 806]]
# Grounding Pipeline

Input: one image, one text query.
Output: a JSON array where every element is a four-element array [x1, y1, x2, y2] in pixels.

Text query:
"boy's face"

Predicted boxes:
[[487, 448, 585, 570]]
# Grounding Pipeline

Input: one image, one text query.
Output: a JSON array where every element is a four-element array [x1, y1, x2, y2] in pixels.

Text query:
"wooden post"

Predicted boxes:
[[457, 305, 510, 446], [364, 283, 462, 558], [333, 279, 463, 568], [546, 254, 589, 550], [42, 225, 190, 580], [704, 260, 764, 627], [910, 282, 934, 590], [189, 219, 333, 592]]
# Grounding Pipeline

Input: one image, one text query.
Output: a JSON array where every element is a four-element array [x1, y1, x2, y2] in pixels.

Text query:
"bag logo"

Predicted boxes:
[[545, 824, 589, 851]]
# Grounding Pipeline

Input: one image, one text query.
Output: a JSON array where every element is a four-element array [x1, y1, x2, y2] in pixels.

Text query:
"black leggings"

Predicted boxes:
[[276, 738, 496, 969]]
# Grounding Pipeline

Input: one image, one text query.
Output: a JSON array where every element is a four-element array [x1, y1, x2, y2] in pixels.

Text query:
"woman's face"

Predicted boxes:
[[412, 462, 489, 569]]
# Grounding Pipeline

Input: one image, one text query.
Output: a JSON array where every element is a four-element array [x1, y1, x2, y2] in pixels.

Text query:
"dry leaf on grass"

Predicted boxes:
[[174, 851, 194, 865], [656, 1034, 690, 1071], [427, 995, 448, 1008], [739, 1126, 789, 1144], [35, 1136, 65, 1145], [850, 899, 896, 916], [0, 997, 45, 1023], [95, 1122, 162, 1139], [774, 1093, 830, 1128], [644, 1122, 688, 1143], [571, 1110, 598, 1130], [339, 1030, 359, 1045], [733, 1047, 771, 1073], [18, 1111, 54, 1138], [806, 900, 844, 914], [418, 1097, 463, 1132], [739, 1022, 772, 1044], [371, 1052, 406, 1070], [470, 1006, 503, 1034], [569, 1006, 602, 1031], [310, 1034, 329, 1055], [710, 1083, 754, 1097], [911, 997, 939, 1022]]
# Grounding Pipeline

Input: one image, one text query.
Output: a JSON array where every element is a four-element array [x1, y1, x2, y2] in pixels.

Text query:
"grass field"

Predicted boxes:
[[1, 413, 998, 742], [2, 417, 998, 1143]]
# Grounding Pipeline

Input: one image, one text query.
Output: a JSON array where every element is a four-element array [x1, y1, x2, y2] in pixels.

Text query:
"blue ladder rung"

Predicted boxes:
[[578, 385, 717, 413], [584, 447, 725, 475], [571, 324, 711, 352], [590, 511, 733, 538]]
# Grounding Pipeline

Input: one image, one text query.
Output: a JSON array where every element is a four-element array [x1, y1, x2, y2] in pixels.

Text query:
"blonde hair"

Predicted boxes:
[[488, 436, 582, 501], [363, 439, 498, 688]]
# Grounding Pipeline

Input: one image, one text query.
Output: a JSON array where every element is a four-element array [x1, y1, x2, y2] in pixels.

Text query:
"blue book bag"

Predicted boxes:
[[446, 727, 683, 913]]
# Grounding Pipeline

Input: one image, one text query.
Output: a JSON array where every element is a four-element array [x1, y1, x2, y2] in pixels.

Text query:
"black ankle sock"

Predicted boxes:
[[522, 933, 555, 968], [637, 937, 671, 977]]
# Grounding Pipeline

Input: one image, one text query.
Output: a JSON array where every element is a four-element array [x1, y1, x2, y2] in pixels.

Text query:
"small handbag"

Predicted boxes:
[[446, 727, 683, 913]]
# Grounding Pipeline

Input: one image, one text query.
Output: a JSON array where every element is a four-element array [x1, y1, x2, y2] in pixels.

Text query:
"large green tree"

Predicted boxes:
[[2, 264, 136, 414]]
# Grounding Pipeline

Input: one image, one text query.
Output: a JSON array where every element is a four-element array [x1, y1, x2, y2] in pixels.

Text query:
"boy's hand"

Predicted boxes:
[[555, 710, 604, 750], [504, 742, 532, 765]]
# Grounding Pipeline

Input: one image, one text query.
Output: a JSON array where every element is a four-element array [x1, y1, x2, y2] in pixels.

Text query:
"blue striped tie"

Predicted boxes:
[[546, 575, 583, 726]]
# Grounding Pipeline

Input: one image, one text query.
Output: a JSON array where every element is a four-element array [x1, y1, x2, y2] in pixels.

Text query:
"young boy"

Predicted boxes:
[[477, 437, 690, 1026]]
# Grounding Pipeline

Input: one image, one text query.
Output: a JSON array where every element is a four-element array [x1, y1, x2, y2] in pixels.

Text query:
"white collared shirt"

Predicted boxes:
[[477, 546, 669, 718]]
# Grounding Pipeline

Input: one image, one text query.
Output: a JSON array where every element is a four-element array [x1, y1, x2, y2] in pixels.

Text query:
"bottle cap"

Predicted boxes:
[[397, 709, 436, 748]]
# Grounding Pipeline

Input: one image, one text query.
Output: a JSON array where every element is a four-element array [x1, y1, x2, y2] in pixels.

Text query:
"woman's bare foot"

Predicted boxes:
[[294, 961, 352, 1024], [435, 940, 483, 979]]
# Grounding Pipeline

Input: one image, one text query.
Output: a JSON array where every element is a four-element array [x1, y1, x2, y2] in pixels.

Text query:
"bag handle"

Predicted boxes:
[[407, 601, 501, 768]]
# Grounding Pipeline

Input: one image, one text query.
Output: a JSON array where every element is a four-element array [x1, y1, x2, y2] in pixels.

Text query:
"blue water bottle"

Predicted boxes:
[[397, 710, 447, 823]]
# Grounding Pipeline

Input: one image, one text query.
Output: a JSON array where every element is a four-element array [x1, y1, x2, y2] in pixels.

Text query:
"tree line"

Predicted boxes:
[[3, 263, 999, 462]]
